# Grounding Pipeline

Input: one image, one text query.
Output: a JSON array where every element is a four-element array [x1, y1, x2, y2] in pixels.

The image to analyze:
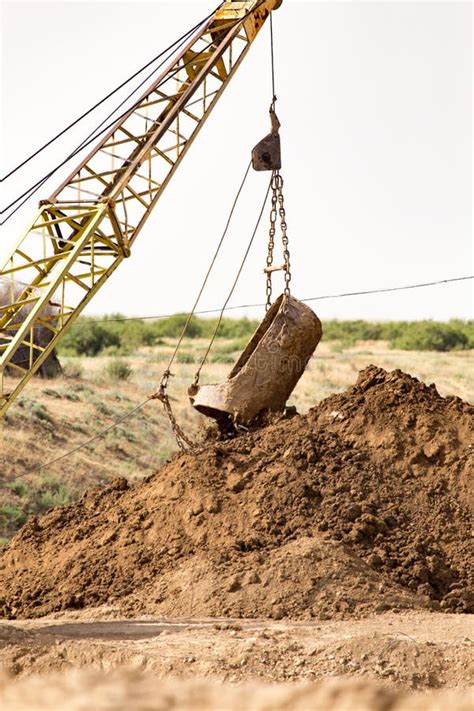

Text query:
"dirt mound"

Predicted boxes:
[[312, 365, 473, 506], [2, 672, 473, 711], [0, 366, 472, 620]]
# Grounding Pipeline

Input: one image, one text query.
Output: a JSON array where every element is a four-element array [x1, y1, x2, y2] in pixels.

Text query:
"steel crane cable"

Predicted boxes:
[[270, 12, 277, 104], [5, 166, 273, 472], [2, 273, 472, 483], [0, 6, 219, 183], [154, 161, 267, 450], [0, 11, 217, 223], [192, 175, 273, 387], [76, 274, 474, 324], [0, 1, 268, 223], [157, 159, 252, 388]]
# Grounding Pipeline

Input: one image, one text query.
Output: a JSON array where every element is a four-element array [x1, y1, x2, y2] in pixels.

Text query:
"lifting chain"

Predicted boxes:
[[152, 370, 197, 452], [265, 175, 277, 310], [265, 170, 291, 310]]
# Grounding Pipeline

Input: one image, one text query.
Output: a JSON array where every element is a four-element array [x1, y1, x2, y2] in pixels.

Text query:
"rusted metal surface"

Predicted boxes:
[[252, 107, 281, 171], [191, 294, 322, 424]]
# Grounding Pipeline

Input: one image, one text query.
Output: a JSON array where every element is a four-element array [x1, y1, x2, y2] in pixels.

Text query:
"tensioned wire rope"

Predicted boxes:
[[0, 5, 219, 183], [2, 0, 472, 477], [0, 8, 218, 223], [2, 272, 472, 482], [156, 159, 252, 389], [0, 0, 271, 223], [156, 7, 280, 445], [156, 168, 273, 450], [81, 275, 473, 324], [3, 159, 273, 479]]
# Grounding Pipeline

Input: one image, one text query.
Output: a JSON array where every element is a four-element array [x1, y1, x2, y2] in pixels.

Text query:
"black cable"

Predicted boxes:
[[82, 275, 474, 324], [195, 175, 273, 378], [1, 273, 471, 484], [162, 159, 252, 377], [0, 8, 215, 183], [0, 10, 216, 222], [270, 12, 276, 102], [0, 1, 267, 224]]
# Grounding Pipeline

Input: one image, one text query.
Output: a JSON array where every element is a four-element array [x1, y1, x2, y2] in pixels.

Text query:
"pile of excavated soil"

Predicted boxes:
[[0, 366, 472, 620]]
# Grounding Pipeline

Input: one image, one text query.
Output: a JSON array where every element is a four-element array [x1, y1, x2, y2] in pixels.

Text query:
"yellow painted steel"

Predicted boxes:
[[0, 0, 281, 415]]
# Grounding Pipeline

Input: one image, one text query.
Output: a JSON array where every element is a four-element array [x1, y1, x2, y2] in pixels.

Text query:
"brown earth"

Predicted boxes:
[[1, 611, 473, 689], [2, 672, 473, 711], [0, 366, 472, 621]]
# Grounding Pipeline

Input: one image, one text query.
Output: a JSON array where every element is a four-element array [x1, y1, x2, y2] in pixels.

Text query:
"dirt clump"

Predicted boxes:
[[0, 366, 472, 620]]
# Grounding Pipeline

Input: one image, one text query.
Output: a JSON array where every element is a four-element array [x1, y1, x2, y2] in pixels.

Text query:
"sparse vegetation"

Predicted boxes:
[[1, 326, 473, 543], [60, 320, 121, 356], [209, 352, 234, 364], [0, 474, 75, 538], [176, 352, 196, 364], [104, 358, 133, 382], [58, 316, 474, 355], [390, 321, 471, 352], [62, 359, 84, 379]]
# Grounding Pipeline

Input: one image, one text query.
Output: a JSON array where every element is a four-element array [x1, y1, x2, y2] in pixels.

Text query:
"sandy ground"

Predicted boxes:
[[1, 610, 473, 710], [2, 610, 473, 688]]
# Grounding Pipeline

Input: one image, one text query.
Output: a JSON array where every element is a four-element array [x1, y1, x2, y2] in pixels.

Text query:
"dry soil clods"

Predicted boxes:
[[1, 366, 472, 620]]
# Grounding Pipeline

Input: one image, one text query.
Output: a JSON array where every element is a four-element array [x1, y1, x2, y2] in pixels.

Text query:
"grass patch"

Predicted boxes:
[[104, 358, 132, 382], [62, 360, 84, 379], [176, 352, 195, 364], [209, 352, 234, 364]]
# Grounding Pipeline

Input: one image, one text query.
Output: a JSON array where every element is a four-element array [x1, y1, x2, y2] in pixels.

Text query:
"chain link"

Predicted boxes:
[[265, 173, 278, 310], [152, 371, 197, 452], [276, 173, 291, 296], [265, 170, 291, 307]]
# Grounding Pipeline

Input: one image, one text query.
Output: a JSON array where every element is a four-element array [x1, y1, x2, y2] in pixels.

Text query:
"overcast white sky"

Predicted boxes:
[[1, 0, 472, 321]]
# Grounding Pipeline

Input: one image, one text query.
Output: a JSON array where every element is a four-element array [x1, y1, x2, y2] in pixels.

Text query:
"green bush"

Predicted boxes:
[[1, 474, 76, 537], [60, 320, 120, 356], [38, 483, 73, 512], [321, 319, 473, 351], [153, 314, 202, 339], [6, 480, 29, 497], [390, 322, 469, 352], [0, 504, 26, 531], [60, 315, 473, 355], [199, 316, 258, 339], [104, 358, 132, 381], [323, 320, 386, 343], [62, 359, 84, 379], [213, 337, 249, 354]]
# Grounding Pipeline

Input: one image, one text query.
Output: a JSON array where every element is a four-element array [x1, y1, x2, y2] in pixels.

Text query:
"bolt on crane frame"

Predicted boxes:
[[0, 0, 282, 416]]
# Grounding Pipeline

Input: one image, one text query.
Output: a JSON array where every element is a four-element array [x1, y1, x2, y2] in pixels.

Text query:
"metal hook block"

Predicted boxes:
[[251, 107, 282, 171]]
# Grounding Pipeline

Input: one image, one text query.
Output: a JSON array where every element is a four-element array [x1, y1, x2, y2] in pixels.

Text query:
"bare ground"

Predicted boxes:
[[1, 610, 473, 687], [1, 361, 472, 709], [1, 610, 473, 710]]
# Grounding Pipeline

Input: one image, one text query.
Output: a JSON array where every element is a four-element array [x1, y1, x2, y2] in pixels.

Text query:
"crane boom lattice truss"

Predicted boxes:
[[0, 0, 280, 415]]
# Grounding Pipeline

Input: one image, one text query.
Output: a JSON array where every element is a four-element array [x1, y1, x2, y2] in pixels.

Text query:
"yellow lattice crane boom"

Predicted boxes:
[[0, 0, 282, 415]]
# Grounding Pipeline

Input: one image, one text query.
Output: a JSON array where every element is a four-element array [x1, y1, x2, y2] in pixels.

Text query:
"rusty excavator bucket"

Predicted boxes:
[[190, 294, 322, 425]]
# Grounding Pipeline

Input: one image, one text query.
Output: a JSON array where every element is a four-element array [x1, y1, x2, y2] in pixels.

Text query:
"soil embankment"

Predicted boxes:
[[1, 366, 472, 620]]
